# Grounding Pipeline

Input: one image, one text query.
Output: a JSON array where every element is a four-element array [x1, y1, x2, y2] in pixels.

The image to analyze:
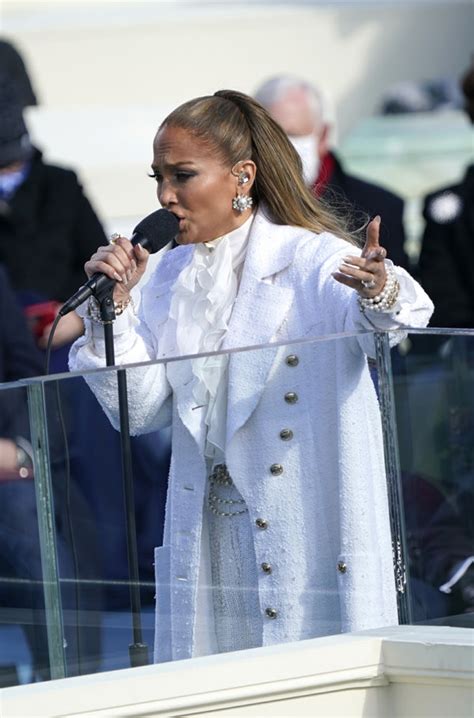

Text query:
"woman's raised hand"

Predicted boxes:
[[332, 216, 388, 297], [84, 236, 150, 302]]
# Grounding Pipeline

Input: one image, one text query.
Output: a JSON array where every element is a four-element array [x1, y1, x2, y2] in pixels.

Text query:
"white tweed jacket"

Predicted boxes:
[[70, 206, 433, 663]]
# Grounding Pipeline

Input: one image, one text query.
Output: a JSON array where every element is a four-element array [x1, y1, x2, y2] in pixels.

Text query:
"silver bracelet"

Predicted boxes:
[[87, 295, 134, 323], [358, 267, 400, 313]]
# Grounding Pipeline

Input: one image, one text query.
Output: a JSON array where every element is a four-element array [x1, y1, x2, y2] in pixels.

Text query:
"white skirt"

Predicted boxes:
[[193, 475, 262, 657]]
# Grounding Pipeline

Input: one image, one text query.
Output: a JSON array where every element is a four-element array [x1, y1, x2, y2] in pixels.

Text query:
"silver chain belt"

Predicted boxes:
[[207, 463, 248, 518]]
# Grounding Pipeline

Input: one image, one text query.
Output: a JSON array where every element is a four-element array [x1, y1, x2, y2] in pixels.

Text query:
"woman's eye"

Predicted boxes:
[[148, 170, 194, 184], [175, 172, 194, 183]]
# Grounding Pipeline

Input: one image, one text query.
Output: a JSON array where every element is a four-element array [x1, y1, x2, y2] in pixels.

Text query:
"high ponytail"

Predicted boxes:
[[160, 89, 357, 245]]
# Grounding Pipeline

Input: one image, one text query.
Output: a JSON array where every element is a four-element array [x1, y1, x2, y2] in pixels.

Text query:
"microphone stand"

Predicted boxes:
[[96, 285, 149, 668]]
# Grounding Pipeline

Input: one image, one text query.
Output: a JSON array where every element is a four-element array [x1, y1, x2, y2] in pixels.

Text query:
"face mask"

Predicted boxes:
[[0, 165, 29, 199], [288, 133, 320, 186]]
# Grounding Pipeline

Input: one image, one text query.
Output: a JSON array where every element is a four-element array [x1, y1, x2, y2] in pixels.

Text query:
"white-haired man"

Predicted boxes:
[[255, 75, 409, 270]]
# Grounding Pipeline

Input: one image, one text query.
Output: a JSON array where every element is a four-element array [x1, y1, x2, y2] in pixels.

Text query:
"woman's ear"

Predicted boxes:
[[232, 160, 257, 191]]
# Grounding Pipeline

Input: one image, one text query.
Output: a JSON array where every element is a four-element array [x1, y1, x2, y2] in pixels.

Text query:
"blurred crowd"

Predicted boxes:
[[0, 38, 472, 684]]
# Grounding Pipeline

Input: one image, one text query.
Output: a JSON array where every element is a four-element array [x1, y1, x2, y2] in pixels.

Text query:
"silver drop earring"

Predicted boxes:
[[232, 171, 253, 212]]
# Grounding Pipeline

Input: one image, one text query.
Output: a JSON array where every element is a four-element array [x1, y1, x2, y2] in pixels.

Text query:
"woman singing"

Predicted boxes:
[[70, 90, 433, 662]]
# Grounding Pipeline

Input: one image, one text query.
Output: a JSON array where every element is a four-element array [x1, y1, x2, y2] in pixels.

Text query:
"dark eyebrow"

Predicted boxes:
[[151, 160, 197, 171]]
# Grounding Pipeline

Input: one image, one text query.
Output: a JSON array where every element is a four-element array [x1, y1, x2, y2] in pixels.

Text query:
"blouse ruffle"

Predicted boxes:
[[160, 214, 253, 459]]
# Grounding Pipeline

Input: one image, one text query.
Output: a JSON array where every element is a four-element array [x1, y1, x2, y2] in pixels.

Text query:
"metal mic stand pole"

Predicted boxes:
[[97, 287, 149, 668]]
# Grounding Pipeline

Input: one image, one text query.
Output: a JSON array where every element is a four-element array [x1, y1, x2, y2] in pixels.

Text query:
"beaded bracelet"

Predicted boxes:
[[87, 295, 134, 323], [358, 266, 400, 313]]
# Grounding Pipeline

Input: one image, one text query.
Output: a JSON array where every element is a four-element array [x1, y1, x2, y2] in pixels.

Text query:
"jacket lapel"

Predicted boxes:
[[167, 358, 207, 449], [161, 210, 306, 449], [149, 246, 207, 448], [223, 209, 301, 445]]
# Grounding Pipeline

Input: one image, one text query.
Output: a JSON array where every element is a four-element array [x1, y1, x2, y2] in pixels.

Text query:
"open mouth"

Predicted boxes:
[[169, 212, 185, 229]]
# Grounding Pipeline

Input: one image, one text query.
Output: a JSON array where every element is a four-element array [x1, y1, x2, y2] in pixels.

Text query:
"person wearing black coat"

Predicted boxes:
[[254, 75, 410, 271], [410, 63, 474, 621], [0, 75, 108, 358], [0, 47, 106, 305], [317, 150, 409, 270], [418, 164, 474, 329], [418, 61, 474, 328], [0, 147, 108, 304]]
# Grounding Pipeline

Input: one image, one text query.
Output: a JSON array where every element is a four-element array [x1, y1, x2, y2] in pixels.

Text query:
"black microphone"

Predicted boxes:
[[59, 209, 179, 317]]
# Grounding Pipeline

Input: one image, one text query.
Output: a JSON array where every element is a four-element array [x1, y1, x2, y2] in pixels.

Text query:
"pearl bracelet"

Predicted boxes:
[[87, 295, 134, 323], [358, 267, 400, 313]]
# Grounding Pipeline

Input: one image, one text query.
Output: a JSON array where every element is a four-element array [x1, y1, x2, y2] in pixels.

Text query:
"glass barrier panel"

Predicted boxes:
[[390, 331, 474, 628], [4, 329, 471, 686], [0, 329, 403, 683], [0, 381, 64, 687]]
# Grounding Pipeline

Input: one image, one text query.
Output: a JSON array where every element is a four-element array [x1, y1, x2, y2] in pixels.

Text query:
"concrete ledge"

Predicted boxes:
[[1, 626, 472, 717]]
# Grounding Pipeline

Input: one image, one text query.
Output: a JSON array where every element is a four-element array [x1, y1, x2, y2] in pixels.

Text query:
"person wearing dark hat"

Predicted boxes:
[[0, 38, 37, 108], [417, 61, 474, 328], [0, 77, 108, 357]]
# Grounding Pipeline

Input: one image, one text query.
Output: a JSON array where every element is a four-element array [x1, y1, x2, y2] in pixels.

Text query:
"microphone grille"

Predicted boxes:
[[133, 209, 179, 254]]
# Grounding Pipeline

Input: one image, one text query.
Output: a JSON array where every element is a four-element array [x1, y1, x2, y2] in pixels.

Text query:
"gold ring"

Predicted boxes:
[[109, 232, 122, 245]]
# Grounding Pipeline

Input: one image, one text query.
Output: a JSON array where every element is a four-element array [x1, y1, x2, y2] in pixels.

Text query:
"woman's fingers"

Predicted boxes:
[[334, 252, 387, 296], [85, 239, 135, 279], [338, 262, 376, 285], [84, 235, 149, 300], [84, 257, 123, 283], [361, 215, 382, 259], [344, 252, 386, 269], [332, 271, 365, 291], [133, 242, 150, 269], [333, 218, 390, 296], [114, 237, 147, 281]]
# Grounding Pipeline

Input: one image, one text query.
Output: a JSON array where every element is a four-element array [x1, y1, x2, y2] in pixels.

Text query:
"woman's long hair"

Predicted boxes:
[[159, 89, 358, 246]]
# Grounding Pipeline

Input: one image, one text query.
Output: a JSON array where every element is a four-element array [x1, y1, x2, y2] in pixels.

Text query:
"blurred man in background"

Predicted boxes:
[[255, 75, 410, 271], [417, 61, 474, 329]]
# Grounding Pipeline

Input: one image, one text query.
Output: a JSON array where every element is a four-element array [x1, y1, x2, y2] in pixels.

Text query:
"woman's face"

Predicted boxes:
[[152, 125, 254, 245]]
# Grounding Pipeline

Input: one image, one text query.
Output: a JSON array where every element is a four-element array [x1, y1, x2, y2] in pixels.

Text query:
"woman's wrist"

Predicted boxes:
[[358, 266, 400, 313], [113, 286, 132, 304], [86, 293, 135, 324]]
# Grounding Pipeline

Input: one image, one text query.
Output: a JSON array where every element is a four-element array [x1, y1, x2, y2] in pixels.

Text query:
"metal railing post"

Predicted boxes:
[[374, 332, 413, 624], [27, 381, 67, 679]]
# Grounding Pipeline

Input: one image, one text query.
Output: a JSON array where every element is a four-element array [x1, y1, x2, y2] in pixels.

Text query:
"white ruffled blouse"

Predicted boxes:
[[160, 214, 253, 461]]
